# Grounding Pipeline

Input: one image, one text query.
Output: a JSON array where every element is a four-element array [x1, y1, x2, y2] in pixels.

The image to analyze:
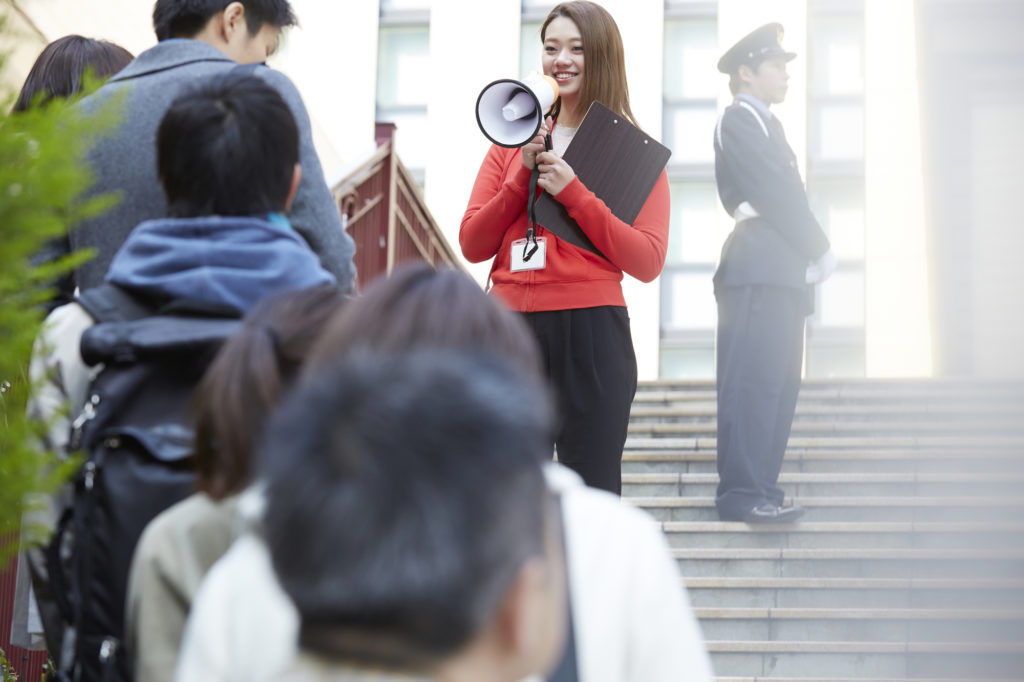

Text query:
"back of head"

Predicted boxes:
[[153, 0, 296, 41], [306, 262, 543, 380], [542, 1, 635, 126], [192, 283, 347, 500], [261, 348, 556, 669], [14, 35, 133, 112], [157, 69, 298, 218]]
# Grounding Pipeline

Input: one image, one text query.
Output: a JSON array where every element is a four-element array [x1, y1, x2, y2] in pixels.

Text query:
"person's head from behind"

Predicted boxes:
[[191, 284, 346, 501], [14, 35, 133, 112], [152, 0, 296, 64], [157, 70, 300, 218], [305, 262, 543, 380], [262, 349, 567, 681], [541, 0, 635, 126]]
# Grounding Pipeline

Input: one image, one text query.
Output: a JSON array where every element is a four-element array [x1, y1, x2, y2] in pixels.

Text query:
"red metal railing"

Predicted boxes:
[[332, 123, 464, 288], [0, 545, 49, 681]]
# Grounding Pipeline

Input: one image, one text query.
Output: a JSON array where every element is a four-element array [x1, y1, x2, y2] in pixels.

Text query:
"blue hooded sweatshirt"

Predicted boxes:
[[104, 213, 336, 313]]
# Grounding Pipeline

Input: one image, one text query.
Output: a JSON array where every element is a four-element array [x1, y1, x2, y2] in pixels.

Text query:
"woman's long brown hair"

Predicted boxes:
[[542, 1, 637, 128]]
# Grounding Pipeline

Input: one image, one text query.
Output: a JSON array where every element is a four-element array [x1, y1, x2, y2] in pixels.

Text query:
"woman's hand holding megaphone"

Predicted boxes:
[[535, 149, 576, 197], [521, 116, 553, 171]]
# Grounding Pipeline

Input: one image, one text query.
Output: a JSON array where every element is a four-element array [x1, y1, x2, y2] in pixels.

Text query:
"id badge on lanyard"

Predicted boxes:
[[512, 133, 552, 273], [511, 236, 546, 272]]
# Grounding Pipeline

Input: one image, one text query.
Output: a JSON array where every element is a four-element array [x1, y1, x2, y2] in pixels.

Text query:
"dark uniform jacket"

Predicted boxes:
[[713, 95, 830, 290]]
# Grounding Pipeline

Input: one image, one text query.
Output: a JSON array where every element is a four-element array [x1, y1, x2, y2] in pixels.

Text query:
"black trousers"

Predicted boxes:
[[523, 306, 637, 495], [715, 285, 805, 520]]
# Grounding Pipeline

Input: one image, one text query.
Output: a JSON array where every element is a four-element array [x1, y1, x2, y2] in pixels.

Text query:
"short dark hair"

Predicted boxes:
[[191, 284, 347, 500], [153, 0, 297, 41], [157, 69, 299, 218], [261, 349, 556, 668], [13, 35, 133, 112], [306, 262, 543, 381]]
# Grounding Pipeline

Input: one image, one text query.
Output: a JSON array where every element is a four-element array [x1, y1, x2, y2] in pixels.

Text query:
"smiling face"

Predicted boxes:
[[542, 16, 584, 109]]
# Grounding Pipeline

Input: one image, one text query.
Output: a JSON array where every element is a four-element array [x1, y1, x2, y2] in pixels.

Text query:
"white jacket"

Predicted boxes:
[[174, 465, 713, 682]]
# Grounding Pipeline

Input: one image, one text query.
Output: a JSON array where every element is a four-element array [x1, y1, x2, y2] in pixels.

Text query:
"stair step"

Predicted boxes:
[[631, 402, 1024, 418], [694, 607, 1024, 642], [705, 640, 1024, 678], [673, 547, 1024, 579], [627, 421, 1024, 437], [714, 678, 1005, 682], [631, 495, 1024, 522], [684, 577, 1024, 608], [624, 472, 1024, 498], [621, 448, 1024, 474], [707, 640, 1024, 652], [624, 435, 1024, 451], [660, 520, 1024, 550]]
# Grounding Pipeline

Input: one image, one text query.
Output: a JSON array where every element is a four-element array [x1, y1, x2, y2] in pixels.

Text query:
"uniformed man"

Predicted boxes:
[[712, 23, 836, 523]]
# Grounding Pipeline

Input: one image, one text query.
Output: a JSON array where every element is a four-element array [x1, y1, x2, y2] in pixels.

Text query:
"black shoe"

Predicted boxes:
[[741, 503, 805, 524]]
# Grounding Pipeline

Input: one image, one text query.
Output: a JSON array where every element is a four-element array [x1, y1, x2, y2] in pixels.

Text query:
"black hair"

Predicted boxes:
[[153, 0, 297, 41], [261, 349, 556, 668], [156, 69, 299, 218], [13, 35, 133, 112]]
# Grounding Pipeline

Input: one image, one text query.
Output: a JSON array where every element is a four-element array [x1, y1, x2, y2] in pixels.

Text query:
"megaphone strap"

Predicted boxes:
[[523, 133, 553, 263]]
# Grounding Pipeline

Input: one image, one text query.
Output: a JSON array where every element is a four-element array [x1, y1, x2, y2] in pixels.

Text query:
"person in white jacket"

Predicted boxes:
[[175, 264, 713, 682]]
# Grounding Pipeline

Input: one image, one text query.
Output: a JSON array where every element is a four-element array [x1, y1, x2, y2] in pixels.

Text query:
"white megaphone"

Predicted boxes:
[[475, 72, 559, 148]]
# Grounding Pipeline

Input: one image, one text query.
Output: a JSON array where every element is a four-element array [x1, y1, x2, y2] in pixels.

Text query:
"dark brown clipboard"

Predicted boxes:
[[534, 101, 671, 258]]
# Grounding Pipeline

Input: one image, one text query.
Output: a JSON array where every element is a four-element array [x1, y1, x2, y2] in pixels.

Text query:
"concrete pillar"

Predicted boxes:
[[863, 0, 932, 376], [592, 0, 665, 380]]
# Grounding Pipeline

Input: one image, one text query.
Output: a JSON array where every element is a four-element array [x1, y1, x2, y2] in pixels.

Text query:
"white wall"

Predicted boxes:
[[11, 0, 154, 55], [424, 0, 520, 285], [273, 0, 380, 181]]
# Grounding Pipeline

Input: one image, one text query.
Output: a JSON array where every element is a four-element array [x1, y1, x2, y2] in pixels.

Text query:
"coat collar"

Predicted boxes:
[[111, 39, 235, 82], [734, 93, 774, 121]]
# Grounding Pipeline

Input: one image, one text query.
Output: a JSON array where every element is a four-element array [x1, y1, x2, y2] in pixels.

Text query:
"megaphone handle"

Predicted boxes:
[[544, 132, 552, 151]]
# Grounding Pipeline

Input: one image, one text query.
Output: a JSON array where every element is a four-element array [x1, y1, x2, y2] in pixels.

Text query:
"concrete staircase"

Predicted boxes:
[[623, 379, 1024, 681]]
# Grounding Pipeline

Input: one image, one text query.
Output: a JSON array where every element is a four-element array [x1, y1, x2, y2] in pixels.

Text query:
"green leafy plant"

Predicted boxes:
[[0, 46, 122, 561], [0, 646, 18, 681]]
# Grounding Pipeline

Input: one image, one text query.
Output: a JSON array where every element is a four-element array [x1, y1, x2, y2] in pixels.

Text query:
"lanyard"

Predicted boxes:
[[523, 133, 552, 263]]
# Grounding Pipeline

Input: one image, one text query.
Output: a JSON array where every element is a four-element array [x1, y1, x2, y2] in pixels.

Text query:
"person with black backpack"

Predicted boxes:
[[26, 69, 338, 682]]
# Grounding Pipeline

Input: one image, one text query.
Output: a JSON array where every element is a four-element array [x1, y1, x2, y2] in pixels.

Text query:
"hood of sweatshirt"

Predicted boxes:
[[105, 213, 336, 313]]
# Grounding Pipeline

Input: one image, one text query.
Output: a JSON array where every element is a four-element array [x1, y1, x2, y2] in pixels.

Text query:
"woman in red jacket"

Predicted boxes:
[[460, 0, 670, 494]]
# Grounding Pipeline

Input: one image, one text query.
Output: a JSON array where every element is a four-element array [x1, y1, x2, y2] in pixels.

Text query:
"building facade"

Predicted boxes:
[[8, 0, 1018, 380]]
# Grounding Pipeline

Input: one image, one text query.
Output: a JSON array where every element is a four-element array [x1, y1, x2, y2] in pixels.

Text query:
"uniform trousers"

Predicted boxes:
[[523, 306, 637, 495], [714, 284, 805, 520]]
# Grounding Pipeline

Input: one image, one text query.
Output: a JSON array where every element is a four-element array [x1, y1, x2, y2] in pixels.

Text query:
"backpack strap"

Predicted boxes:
[[76, 283, 157, 324]]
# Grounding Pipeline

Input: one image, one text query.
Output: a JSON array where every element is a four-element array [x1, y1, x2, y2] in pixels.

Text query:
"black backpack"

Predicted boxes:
[[44, 284, 241, 682]]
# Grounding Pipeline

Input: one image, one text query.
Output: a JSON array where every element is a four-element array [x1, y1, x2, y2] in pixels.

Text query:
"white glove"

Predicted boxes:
[[805, 248, 837, 284]]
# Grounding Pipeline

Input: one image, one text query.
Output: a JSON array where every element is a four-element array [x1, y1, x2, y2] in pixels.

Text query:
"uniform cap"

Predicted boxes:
[[717, 23, 796, 74]]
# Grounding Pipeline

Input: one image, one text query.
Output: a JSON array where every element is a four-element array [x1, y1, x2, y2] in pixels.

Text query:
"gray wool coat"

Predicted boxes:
[[69, 39, 356, 292]]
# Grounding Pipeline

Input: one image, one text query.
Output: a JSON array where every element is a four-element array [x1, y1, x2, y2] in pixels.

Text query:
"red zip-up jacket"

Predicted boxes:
[[460, 143, 670, 312]]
